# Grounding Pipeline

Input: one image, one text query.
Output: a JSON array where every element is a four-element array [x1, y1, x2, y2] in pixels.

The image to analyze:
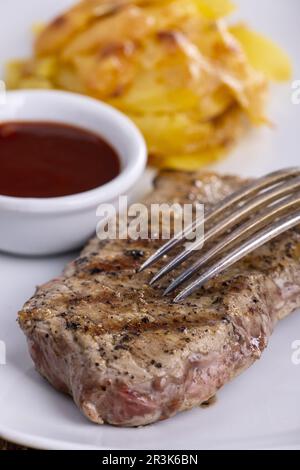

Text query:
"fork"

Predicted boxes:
[[139, 167, 300, 303]]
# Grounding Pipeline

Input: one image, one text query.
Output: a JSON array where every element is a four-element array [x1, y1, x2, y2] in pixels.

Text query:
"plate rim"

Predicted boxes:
[[1, 425, 300, 450]]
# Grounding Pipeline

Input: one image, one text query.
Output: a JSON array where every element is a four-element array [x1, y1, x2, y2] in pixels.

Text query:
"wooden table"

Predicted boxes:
[[0, 439, 27, 450]]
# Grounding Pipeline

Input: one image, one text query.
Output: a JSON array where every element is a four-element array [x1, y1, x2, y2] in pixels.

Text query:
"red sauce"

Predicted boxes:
[[0, 121, 120, 198]]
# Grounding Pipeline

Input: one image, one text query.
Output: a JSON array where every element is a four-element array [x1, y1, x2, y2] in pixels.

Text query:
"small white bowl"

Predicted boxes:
[[0, 90, 147, 256]]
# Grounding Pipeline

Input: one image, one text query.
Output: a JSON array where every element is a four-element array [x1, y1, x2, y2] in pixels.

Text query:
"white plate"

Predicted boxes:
[[0, 0, 300, 450]]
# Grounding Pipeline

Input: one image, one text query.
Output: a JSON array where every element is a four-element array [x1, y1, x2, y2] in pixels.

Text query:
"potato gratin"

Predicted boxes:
[[6, 0, 292, 169]]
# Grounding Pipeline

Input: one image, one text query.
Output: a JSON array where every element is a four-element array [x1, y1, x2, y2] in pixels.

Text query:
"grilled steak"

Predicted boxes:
[[18, 170, 300, 427]]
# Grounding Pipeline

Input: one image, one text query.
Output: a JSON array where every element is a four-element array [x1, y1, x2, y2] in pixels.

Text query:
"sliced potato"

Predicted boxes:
[[5, 0, 291, 171], [149, 148, 225, 170], [193, 0, 236, 20], [230, 24, 292, 81]]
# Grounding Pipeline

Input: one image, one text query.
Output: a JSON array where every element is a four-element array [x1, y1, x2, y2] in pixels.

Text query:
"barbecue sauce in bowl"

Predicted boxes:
[[0, 121, 120, 198]]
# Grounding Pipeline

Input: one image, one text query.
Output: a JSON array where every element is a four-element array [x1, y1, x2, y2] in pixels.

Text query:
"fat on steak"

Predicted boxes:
[[18, 171, 300, 426]]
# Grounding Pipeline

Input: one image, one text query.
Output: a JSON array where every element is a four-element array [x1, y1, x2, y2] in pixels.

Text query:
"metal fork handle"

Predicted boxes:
[[164, 192, 300, 295], [173, 209, 300, 303], [150, 176, 300, 285], [140, 167, 300, 272]]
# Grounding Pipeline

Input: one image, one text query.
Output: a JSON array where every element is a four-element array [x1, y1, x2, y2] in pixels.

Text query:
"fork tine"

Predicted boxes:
[[150, 175, 300, 285], [173, 209, 300, 303], [139, 167, 300, 272], [148, 235, 203, 286], [164, 192, 300, 295]]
